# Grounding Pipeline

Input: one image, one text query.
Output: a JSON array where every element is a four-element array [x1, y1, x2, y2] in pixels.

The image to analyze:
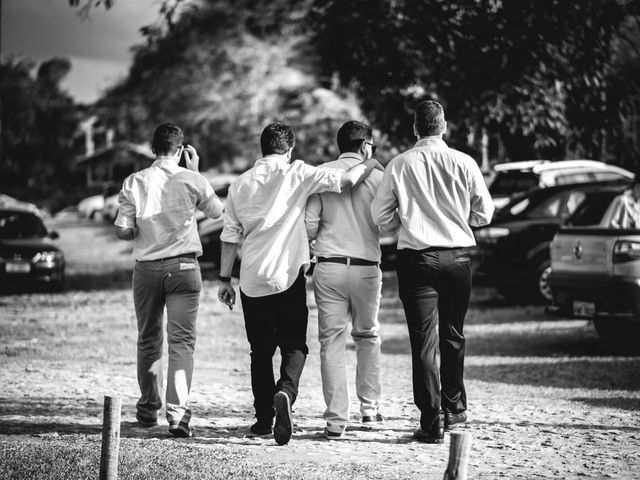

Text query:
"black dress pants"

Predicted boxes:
[[396, 247, 471, 430], [240, 271, 309, 424]]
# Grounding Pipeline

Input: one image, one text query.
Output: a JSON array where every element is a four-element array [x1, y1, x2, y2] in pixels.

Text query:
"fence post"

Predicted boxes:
[[99, 395, 121, 480], [443, 432, 471, 480]]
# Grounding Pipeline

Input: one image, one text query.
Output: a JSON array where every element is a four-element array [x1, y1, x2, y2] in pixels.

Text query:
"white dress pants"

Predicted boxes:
[[312, 261, 382, 433]]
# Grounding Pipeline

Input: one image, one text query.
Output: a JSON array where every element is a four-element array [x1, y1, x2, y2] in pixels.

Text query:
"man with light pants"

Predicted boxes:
[[305, 121, 399, 440]]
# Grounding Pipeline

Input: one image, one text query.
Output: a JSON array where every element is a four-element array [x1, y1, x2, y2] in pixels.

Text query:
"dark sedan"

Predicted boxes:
[[471, 179, 630, 304], [0, 209, 65, 291]]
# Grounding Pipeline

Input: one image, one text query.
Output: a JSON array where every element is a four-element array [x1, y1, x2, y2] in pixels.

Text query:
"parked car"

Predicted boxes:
[[472, 179, 630, 304], [547, 184, 640, 345], [102, 193, 119, 222], [0, 208, 66, 291], [77, 194, 105, 219], [489, 159, 633, 210]]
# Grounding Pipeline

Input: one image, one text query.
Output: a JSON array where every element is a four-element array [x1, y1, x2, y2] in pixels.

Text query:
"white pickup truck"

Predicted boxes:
[[547, 185, 640, 346]]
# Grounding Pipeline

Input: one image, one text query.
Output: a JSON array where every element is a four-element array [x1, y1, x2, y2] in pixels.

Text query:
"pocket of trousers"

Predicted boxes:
[[164, 266, 202, 293]]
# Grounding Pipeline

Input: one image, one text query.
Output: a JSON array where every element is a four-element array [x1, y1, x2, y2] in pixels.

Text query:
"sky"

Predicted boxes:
[[1, 0, 160, 103]]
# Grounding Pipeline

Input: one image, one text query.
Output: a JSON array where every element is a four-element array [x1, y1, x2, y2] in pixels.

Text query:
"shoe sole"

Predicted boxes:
[[416, 437, 444, 444], [273, 392, 292, 446]]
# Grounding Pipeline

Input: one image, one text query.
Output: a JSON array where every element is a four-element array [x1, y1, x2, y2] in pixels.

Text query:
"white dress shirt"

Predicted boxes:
[[115, 158, 224, 261], [371, 137, 494, 250], [305, 153, 398, 262], [220, 154, 342, 297]]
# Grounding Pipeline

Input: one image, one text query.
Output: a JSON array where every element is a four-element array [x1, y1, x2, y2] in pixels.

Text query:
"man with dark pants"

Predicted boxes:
[[217, 122, 384, 445], [114, 123, 224, 437], [371, 100, 494, 443]]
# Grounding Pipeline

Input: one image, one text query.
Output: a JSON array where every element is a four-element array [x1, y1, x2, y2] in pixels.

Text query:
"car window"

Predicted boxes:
[[554, 172, 593, 185], [563, 191, 587, 217], [528, 192, 566, 218], [489, 171, 539, 196], [591, 171, 626, 182], [0, 211, 47, 239], [566, 191, 620, 226]]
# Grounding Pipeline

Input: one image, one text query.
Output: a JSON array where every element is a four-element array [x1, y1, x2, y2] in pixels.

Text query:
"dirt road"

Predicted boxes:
[[1, 219, 639, 479]]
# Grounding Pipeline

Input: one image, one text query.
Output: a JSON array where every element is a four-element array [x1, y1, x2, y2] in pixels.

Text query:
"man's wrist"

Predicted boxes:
[[218, 273, 232, 283]]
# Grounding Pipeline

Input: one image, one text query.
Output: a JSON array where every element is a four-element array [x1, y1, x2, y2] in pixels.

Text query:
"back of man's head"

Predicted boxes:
[[260, 123, 295, 156], [337, 121, 372, 154], [152, 123, 184, 156], [414, 100, 446, 137]]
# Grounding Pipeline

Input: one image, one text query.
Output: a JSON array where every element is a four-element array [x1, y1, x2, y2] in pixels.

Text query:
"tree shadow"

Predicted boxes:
[[569, 397, 640, 411]]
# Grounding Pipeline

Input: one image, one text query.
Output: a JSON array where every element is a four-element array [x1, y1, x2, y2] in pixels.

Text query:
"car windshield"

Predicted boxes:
[[489, 171, 539, 196], [565, 191, 620, 226], [0, 211, 47, 239]]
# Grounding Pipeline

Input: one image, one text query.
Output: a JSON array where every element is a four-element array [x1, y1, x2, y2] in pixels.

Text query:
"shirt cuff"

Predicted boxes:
[[220, 230, 242, 244], [114, 213, 134, 229]]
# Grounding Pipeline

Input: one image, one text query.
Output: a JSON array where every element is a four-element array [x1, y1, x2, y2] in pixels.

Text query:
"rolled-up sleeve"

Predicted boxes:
[[305, 194, 322, 240], [114, 178, 136, 228], [219, 189, 243, 244], [468, 166, 495, 227], [197, 178, 224, 219], [298, 162, 342, 195], [371, 168, 398, 226]]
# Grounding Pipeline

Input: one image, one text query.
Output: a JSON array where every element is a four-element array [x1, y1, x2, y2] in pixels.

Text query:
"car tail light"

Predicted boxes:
[[613, 240, 640, 263]]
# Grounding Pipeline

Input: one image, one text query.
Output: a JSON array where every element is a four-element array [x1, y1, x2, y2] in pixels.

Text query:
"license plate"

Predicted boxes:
[[573, 300, 595, 317], [6, 261, 31, 273]]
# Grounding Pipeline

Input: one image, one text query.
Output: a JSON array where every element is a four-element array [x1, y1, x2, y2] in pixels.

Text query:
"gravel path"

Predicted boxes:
[[1, 220, 639, 479]]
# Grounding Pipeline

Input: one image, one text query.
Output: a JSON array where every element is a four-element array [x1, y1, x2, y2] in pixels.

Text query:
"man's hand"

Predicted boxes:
[[218, 282, 236, 310], [183, 144, 200, 172]]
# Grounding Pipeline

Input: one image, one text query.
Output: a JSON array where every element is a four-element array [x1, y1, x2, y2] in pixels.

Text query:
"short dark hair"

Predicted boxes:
[[414, 100, 446, 137], [260, 123, 295, 156], [151, 123, 184, 156], [336, 121, 372, 154]]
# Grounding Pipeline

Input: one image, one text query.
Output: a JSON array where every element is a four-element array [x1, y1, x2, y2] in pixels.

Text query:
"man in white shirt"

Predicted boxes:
[[371, 101, 494, 443], [305, 121, 398, 440], [217, 122, 383, 446], [114, 123, 224, 438]]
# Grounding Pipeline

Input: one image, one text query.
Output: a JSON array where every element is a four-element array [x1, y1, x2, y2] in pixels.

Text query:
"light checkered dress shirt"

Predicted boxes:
[[115, 158, 224, 261], [371, 137, 494, 250]]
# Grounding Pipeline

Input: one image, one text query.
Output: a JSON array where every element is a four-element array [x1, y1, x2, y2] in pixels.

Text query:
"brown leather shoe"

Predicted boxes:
[[444, 411, 467, 430], [414, 413, 444, 444]]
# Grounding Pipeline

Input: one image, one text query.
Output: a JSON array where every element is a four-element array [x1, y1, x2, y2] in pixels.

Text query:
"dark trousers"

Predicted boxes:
[[240, 271, 309, 424], [396, 247, 471, 429]]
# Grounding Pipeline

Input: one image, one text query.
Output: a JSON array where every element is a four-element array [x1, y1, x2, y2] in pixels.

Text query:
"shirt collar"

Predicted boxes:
[[259, 154, 290, 166], [414, 136, 447, 149], [337, 152, 364, 164], [152, 156, 179, 168]]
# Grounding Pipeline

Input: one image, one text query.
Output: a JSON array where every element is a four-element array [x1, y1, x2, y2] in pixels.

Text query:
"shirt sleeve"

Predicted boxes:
[[298, 162, 342, 196], [371, 166, 398, 226], [196, 177, 224, 219], [219, 189, 243, 244], [305, 193, 323, 241], [114, 178, 136, 229], [468, 164, 495, 227]]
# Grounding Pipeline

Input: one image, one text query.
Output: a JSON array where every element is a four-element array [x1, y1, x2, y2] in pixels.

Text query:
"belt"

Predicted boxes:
[[317, 256, 378, 266], [138, 252, 196, 263]]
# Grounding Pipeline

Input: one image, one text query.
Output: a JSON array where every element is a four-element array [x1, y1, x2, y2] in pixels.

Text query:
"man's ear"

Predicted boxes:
[[442, 121, 448, 136], [413, 123, 419, 139], [286, 147, 294, 161]]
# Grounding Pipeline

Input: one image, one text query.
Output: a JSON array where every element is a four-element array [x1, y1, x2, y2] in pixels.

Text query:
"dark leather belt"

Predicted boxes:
[[317, 256, 378, 266]]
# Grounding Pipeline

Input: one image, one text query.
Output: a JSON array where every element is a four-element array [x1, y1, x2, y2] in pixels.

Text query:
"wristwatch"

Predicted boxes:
[[218, 273, 231, 283]]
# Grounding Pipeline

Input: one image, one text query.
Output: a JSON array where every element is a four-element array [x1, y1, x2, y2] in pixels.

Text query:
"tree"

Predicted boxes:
[[309, 0, 640, 164], [0, 57, 81, 206]]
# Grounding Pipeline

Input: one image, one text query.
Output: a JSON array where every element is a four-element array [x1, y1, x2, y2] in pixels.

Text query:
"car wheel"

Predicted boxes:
[[535, 260, 553, 304]]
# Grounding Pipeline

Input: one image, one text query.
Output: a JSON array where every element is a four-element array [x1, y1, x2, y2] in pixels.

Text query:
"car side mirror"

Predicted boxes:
[[49, 230, 60, 240]]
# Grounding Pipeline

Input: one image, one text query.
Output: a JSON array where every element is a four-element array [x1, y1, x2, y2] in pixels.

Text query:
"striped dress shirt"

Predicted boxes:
[[371, 137, 494, 249]]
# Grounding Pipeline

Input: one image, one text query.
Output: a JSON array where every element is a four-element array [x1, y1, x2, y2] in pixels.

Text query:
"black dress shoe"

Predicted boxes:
[[249, 421, 273, 436], [273, 391, 292, 445], [414, 413, 444, 444], [444, 411, 467, 430]]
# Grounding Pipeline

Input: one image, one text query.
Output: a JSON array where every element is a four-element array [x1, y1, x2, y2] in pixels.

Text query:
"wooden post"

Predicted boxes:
[[99, 395, 121, 480], [443, 432, 471, 480]]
